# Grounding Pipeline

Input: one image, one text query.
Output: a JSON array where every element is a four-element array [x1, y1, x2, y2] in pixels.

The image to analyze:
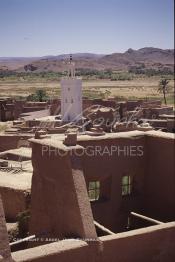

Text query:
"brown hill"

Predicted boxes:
[[100, 48, 174, 70], [0, 57, 39, 71], [0, 48, 174, 72]]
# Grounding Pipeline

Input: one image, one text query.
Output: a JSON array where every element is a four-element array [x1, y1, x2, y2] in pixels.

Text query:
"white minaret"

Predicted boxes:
[[61, 55, 82, 122]]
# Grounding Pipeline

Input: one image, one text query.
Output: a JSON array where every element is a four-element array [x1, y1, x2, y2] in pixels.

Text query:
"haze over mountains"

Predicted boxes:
[[0, 47, 174, 72]]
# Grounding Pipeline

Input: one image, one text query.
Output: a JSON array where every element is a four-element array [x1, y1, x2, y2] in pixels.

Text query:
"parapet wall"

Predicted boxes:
[[100, 222, 175, 262], [0, 187, 30, 221], [12, 222, 175, 262], [0, 135, 33, 152], [12, 240, 90, 262]]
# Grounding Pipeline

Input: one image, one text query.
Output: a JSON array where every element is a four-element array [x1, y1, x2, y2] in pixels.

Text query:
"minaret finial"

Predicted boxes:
[[70, 54, 72, 63]]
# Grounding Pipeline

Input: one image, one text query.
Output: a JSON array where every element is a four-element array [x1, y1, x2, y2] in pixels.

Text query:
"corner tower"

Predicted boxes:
[[61, 55, 82, 122]]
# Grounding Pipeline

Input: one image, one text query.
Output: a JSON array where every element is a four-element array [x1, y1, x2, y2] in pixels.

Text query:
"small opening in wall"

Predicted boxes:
[[88, 177, 112, 202], [122, 175, 132, 196], [88, 181, 100, 201]]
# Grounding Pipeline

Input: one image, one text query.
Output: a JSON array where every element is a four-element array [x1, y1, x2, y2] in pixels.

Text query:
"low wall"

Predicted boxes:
[[100, 222, 175, 262], [12, 240, 90, 262], [0, 187, 29, 221], [143, 107, 173, 119], [0, 136, 21, 152], [0, 135, 32, 152], [126, 100, 143, 111], [23, 107, 47, 113], [167, 120, 175, 132], [11, 222, 175, 261]]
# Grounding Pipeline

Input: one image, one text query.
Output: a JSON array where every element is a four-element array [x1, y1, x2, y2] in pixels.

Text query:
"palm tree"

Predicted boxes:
[[104, 89, 111, 99], [158, 79, 169, 105]]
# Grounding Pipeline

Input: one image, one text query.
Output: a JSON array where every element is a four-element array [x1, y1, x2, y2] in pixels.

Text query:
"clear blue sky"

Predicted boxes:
[[0, 0, 174, 57]]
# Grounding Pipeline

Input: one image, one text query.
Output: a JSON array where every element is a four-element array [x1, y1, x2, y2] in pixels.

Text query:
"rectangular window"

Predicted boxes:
[[88, 181, 100, 201], [122, 175, 132, 196]]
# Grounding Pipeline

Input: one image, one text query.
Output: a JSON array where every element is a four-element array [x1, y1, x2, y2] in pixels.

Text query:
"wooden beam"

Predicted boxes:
[[10, 235, 36, 247], [130, 212, 164, 225], [94, 220, 115, 235]]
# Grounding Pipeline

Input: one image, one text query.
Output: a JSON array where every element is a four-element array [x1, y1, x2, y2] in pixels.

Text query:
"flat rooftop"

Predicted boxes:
[[0, 159, 32, 190], [0, 171, 32, 191], [30, 130, 174, 151], [0, 147, 32, 159]]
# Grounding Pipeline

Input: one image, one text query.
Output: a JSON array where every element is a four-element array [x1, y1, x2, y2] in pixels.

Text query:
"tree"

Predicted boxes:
[[35, 89, 47, 102], [104, 89, 111, 99], [158, 79, 169, 105], [27, 89, 48, 102]]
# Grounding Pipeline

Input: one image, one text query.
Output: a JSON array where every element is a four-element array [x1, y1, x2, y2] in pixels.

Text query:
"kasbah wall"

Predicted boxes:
[[78, 133, 175, 230], [0, 135, 33, 152], [9, 131, 175, 261]]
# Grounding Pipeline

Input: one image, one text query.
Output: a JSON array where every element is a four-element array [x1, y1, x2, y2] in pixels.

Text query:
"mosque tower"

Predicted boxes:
[[60, 55, 82, 122]]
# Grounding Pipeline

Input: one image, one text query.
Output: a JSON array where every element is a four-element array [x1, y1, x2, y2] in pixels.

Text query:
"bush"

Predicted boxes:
[[111, 73, 133, 81], [27, 89, 48, 102], [17, 210, 30, 237]]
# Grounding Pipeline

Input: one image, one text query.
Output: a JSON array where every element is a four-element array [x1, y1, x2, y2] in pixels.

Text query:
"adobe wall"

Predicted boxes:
[[23, 106, 47, 113], [25, 102, 48, 107], [77, 131, 175, 232], [126, 100, 142, 111], [26, 120, 60, 128], [0, 187, 29, 221], [49, 99, 61, 115], [78, 134, 145, 233], [0, 100, 15, 121], [29, 140, 97, 244], [0, 101, 6, 121], [10, 132, 175, 261], [83, 98, 117, 111], [0, 135, 33, 152], [144, 133, 175, 221], [12, 240, 91, 262], [14, 101, 25, 119], [12, 222, 175, 262], [142, 100, 161, 107], [142, 106, 174, 119], [28, 132, 175, 235], [100, 222, 175, 262], [0, 194, 12, 261], [87, 109, 118, 131], [167, 120, 175, 132]]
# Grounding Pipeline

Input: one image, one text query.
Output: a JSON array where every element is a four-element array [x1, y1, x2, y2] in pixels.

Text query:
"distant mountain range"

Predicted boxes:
[[0, 47, 174, 72]]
